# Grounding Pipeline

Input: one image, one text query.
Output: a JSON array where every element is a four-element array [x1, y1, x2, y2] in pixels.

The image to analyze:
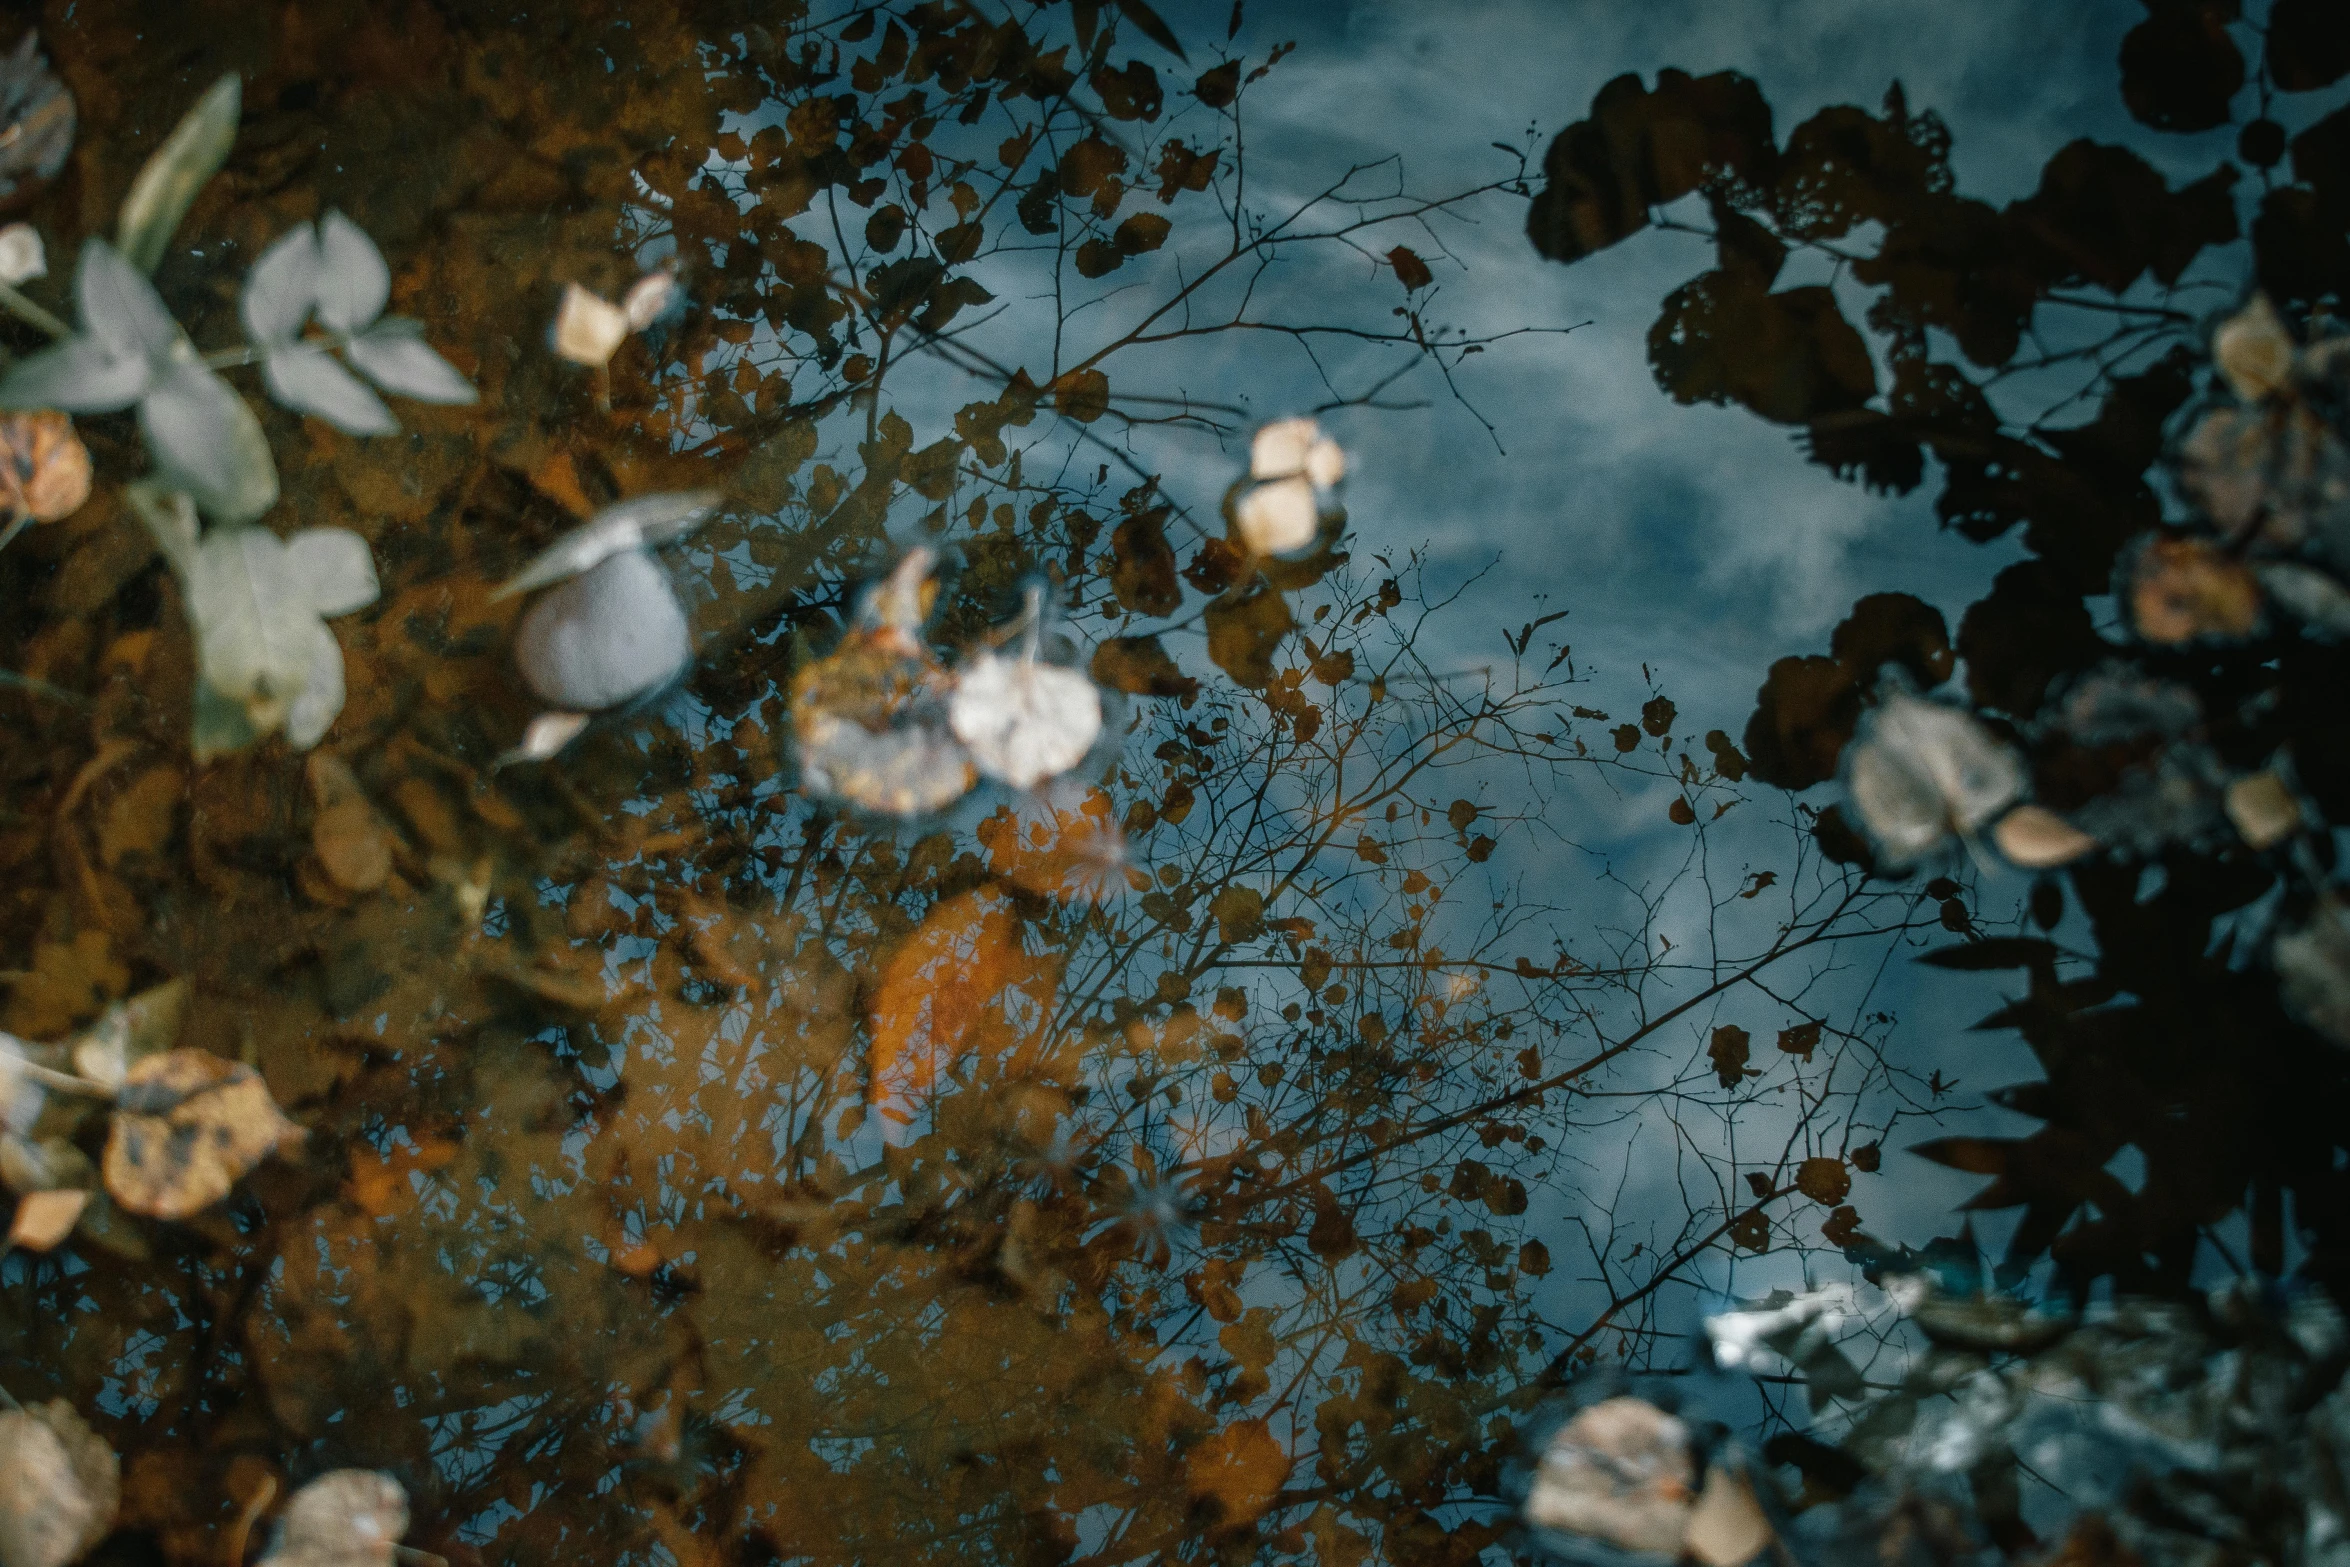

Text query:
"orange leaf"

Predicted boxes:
[[868, 890, 1054, 1128], [1185, 1418, 1292, 1528]]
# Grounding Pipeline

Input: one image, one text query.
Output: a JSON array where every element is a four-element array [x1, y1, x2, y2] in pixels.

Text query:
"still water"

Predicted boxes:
[[2, 0, 2347, 1561]]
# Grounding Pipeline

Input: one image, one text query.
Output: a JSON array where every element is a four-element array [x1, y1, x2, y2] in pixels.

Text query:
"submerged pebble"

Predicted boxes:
[[513, 549, 691, 711]]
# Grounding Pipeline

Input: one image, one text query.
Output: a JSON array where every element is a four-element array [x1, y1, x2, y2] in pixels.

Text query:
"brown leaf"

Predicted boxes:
[[1795, 1156, 1851, 1205], [1777, 1021, 1820, 1059], [102, 1049, 305, 1221], [6, 1189, 88, 1251], [307, 755, 396, 893], [1052, 366, 1111, 421], [1204, 583, 1294, 689], [1683, 1464, 1774, 1567], [1110, 512, 1182, 615], [0, 413, 91, 536], [1708, 1025, 1750, 1087], [1091, 634, 1198, 703], [869, 890, 1054, 1128], [1185, 1418, 1292, 1530], [1388, 245, 1433, 291]]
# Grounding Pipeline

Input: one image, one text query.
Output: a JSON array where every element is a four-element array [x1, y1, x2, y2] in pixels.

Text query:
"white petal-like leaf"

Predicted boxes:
[[240, 223, 321, 344], [494, 489, 722, 599], [0, 333, 151, 412], [551, 281, 628, 366], [0, 222, 47, 286], [1842, 689, 2024, 866], [285, 528, 380, 617], [621, 269, 680, 331], [1234, 475, 1318, 555], [183, 528, 325, 739], [344, 318, 476, 404], [498, 710, 591, 767], [313, 210, 390, 332], [115, 73, 241, 274], [262, 342, 397, 435], [138, 359, 279, 523], [949, 653, 1103, 789], [73, 238, 178, 362], [512, 550, 692, 711], [282, 618, 347, 750]]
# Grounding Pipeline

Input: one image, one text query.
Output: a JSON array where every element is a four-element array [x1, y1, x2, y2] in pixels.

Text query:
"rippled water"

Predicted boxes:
[[2, 0, 2346, 1561]]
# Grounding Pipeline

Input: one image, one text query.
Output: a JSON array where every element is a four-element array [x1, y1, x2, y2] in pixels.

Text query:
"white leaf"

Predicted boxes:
[[797, 712, 976, 817], [1234, 475, 1318, 555], [312, 210, 390, 333], [1843, 689, 2022, 865], [0, 1033, 42, 1135], [949, 652, 1102, 789], [0, 333, 151, 413], [285, 528, 380, 618], [499, 711, 590, 766], [73, 237, 178, 362], [262, 342, 397, 435], [0, 223, 46, 286], [552, 281, 629, 366], [183, 528, 327, 739], [512, 550, 691, 711], [494, 489, 722, 599], [1249, 416, 1322, 480], [241, 223, 321, 344], [122, 482, 198, 573], [621, 269, 680, 331], [261, 1470, 408, 1567], [139, 359, 279, 524], [343, 318, 476, 404], [0, 1401, 118, 1567], [281, 618, 347, 750]]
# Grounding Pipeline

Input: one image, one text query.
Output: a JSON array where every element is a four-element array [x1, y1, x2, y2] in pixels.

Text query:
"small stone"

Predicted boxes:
[[513, 550, 691, 712]]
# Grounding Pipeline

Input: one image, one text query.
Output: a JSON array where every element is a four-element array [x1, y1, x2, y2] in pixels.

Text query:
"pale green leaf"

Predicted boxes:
[[494, 489, 722, 599], [240, 223, 320, 344], [74, 237, 178, 362], [284, 527, 379, 617], [262, 343, 396, 435], [312, 210, 389, 332], [0, 333, 149, 412], [138, 360, 278, 523], [344, 318, 475, 404], [116, 73, 242, 274]]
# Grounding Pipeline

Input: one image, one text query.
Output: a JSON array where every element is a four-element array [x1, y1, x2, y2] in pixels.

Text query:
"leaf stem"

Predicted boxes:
[[14, 1060, 118, 1100], [202, 327, 360, 372], [0, 282, 70, 341]]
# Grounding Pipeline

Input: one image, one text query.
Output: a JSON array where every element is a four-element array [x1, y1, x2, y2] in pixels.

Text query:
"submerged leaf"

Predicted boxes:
[[1524, 1397, 1696, 1557], [498, 711, 591, 766], [495, 489, 723, 599], [138, 360, 278, 523], [793, 552, 976, 816], [263, 344, 396, 436], [7, 1189, 88, 1251], [0, 1401, 118, 1567], [115, 73, 241, 274], [179, 524, 377, 754], [102, 1048, 303, 1220], [311, 211, 390, 333], [342, 318, 475, 404], [240, 223, 322, 344], [0, 223, 43, 286], [0, 33, 76, 209]]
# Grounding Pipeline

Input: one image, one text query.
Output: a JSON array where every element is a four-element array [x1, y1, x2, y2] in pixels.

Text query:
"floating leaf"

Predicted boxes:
[[0, 1401, 118, 1567], [262, 345, 396, 436], [69, 980, 188, 1093], [950, 653, 1103, 790], [259, 1470, 408, 1567], [240, 222, 321, 344], [513, 550, 692, 712], [552, 281, 629, 366], [2212, 292, 2294, 401], [1090, 634, 1198, 703], [495, 489, 723, 599], [868, 889, 1045, 1129], [1204, 582, 1294, 689], [1523, 1397, 1695, 1556], [0, 223, 43, 285], [1991, 805, 2098, 869], [793, 551, 976, 817], [140, 360, 278, 523], [0, 1034, 41, 1135], [621, 268, 680, 331], [1841, 687, 2023, 866], [1233, 475, 1318, 555], [0, 33, 76, 209], [7, 1189, 87, 1251], [311, 211, 389, 333], [342, 317, 475, 404], [1682, 1467, 1774, 1567], [102, 1048, 303, 1220], [115, 73, 241, 274], [498, 711, 590, 767]]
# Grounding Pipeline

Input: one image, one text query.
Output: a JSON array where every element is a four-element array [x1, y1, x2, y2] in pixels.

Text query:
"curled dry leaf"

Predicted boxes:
[[552, 281, 629, 367], [102, 1049, 304, 1221], [792, 551, 977, 817], [2225, 771, 2304, 849], [0, 412, 91, 541], [0, 223, 42, 285], [6, 1188, 87, 1251], [2125, 536, 2262, 643], [1524, 1397, 1696, 1557], [1841, 688, 2023, 866], [620, 268, 680, 332], [1993, 804, 2099, 869], [513, 550, 691, 712], [0, 1401, 118, 1567], [1681, 1466, 1774, 1567], [260, 1470, 408, 1567]]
